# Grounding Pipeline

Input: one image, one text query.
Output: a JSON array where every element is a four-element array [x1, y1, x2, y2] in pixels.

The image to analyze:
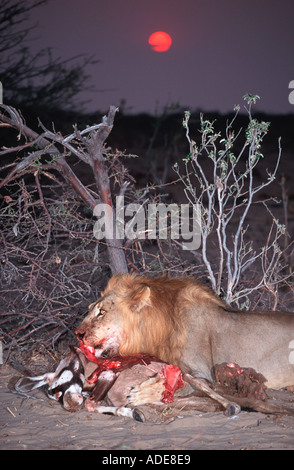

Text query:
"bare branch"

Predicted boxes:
[[175, 97, 289, 307], [0, 104, 127, 274]]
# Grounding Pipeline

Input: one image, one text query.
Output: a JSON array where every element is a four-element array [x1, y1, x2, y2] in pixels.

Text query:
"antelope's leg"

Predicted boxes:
[[89, 370, 118, 402], [183, 373, 241, 416], [84, 400, 145, 422]]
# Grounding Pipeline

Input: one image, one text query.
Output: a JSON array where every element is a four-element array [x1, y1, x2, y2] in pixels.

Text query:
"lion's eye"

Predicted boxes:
[[96, 308, 106, 318]]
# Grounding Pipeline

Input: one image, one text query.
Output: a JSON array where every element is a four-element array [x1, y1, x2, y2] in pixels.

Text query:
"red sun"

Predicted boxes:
[[148, 31, 172, 52]]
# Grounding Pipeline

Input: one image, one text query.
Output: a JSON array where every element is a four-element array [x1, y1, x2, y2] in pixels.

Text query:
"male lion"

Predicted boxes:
[[75, 274, 294, 393]]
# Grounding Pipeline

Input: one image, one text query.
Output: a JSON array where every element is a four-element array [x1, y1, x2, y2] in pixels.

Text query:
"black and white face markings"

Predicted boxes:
[[47, 348, 86, 403], [15, 347, 146, 420], [15, 347, 87, 411]]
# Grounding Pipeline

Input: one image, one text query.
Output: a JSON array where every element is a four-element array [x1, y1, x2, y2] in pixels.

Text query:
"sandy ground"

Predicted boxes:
[[1, 364, 294, 451]]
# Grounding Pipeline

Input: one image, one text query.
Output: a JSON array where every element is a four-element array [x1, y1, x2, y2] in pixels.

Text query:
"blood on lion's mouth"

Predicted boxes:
[[78, 337, 116, 361], [78, 340, 103, 360]]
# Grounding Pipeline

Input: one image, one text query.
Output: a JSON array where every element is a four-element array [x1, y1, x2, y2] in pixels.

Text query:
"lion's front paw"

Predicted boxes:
[[127, 374, 165, 405]]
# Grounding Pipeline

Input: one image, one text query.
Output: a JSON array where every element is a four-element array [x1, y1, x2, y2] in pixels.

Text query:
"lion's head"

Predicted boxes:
[[75, 274, 194, 363], [75, 273, 225, 365], [75, 274, 153, 358]]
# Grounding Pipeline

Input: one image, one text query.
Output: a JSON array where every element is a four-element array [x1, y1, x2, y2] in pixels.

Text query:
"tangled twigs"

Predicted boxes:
[[0, 104, 128, 274], [0, 105, 98, 205], [174, 96, 293, 307], [0, 105, 177, 354], [0, 175, 99, 352]]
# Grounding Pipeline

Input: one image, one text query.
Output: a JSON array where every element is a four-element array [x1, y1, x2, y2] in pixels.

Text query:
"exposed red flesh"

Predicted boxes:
[[161, 364, 184, 403], [78, 339, 183, 403], [86, 353, 162, 384], [214, 362, 267, 400]]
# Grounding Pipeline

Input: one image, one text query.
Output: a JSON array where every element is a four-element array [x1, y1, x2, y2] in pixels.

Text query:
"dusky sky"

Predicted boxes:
[[29, 0, 294, 115]]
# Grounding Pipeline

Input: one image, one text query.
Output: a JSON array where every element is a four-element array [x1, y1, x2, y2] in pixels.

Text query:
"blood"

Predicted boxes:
[[86, 353, 162, 384], [161, 364, 184, 403], [78, 340, 183, 403], [78, 341, 102, 363], [214, 362, 267, 400]]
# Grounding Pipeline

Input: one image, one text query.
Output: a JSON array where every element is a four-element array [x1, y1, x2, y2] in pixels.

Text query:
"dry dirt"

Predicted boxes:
[[1, 364, 294, 451]]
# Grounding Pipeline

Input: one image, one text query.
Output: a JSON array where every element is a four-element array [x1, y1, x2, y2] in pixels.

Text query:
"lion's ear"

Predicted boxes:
[[129, 286, 151, 312], [88, 301, 96, 311]]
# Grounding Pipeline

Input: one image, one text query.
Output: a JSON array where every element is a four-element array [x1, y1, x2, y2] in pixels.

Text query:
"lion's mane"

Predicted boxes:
[[104, 274, 225, 365]]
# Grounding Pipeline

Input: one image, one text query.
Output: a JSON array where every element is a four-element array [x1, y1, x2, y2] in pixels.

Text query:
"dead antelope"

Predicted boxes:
[[15, 345, 294, 419]]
